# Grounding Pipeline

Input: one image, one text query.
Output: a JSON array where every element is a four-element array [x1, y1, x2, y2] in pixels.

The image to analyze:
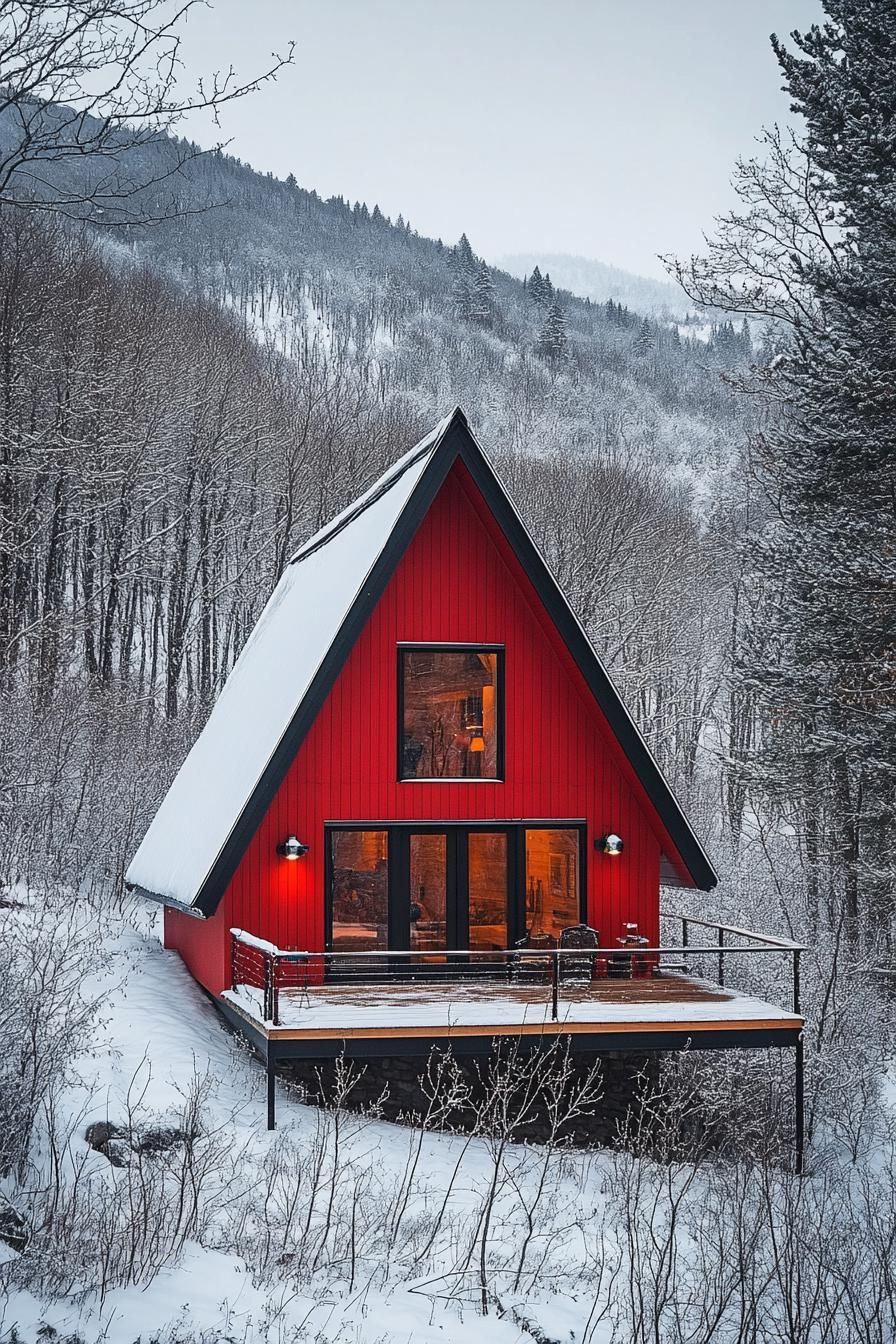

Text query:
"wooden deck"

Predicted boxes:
[[219, 972, 803, 1056], [222, 924, 807, 1157]]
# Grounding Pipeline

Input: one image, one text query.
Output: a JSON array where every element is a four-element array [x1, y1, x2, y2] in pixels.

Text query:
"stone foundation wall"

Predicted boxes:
[[278, 1049, 663, 1147]]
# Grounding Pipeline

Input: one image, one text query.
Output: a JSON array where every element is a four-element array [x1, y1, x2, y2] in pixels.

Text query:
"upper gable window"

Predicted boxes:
[[399, 646, 503, 780]]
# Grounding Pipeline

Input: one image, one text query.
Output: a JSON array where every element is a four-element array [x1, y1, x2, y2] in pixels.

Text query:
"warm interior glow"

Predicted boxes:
[[401, 648, 500, 778], [330, 830, 388, 951], [468, 831, 507, 951], [524, 828, 580, 941], [410, 832, 447, 954]]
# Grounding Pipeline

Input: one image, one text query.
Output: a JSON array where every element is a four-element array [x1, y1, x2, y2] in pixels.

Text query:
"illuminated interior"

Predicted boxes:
[[468, 832, 508, 950], [330, 830, 388, 951], [523, 828, 581, 940], [400, 648, 500, 779], [329, 825, 582, 954], [409, 833, 447, 952]]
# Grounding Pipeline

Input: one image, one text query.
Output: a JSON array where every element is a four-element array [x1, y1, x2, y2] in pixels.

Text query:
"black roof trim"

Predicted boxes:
[[288, 419, 450, 567], [145, 406, 715, 917], [453, 431, 717, 892]]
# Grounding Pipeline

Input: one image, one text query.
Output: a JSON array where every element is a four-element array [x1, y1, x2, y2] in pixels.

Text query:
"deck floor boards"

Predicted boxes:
[[279, 974, 730, 1009], [222, 973, 803, 1043]]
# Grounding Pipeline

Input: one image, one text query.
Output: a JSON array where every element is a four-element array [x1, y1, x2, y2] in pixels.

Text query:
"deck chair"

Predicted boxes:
[[558, 923, 600, 982], [510, 929, 557, 983]]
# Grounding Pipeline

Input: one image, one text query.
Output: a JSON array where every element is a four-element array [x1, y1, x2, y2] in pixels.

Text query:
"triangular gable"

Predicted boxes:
[[127, 408, 716, 915]]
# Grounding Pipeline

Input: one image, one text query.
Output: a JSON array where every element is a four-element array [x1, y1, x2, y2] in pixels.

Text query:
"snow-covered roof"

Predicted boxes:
[[126, 413, 454, 909], [127, 406, 717, 914]]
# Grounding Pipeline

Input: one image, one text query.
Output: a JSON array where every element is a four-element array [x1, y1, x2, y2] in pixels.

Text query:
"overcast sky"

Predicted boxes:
[[179, 0, 822, 281]]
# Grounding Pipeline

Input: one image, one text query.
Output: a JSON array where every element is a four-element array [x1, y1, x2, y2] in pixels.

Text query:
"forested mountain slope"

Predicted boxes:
[[80, 136, 750, 486], [496, 251, 694, 318], [0, 122, 752, 900]]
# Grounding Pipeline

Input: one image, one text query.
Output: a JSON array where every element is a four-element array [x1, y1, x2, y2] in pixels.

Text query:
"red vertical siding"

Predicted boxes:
[[164, 892, 232, 993], [169, 460, 669, 995]]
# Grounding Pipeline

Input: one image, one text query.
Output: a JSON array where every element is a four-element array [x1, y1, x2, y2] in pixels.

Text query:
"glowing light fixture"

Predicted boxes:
[[469, 731, 486, 753], [277, 834, 309, 860], [596, 833, 624, 856]]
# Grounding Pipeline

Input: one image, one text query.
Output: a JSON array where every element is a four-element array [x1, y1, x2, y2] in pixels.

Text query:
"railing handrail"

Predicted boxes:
[[232, 936, 803, 960], [231, 925, 806, 1027], [661, 910, 806, 952]]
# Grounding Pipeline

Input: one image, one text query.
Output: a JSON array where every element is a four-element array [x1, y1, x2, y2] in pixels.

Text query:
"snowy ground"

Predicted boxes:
[[1, 907, 618, 1344], [5, 900, 896, 1344]]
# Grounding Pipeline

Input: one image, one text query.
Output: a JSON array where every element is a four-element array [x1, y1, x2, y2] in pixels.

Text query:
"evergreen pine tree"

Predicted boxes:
[[456, 232, 476, 272], [536, 299, 568, 359], [732, 2, 896, 928], [450, 233, 479, 320], [633, 316, 653, 354], [470, 260, 496, 327]]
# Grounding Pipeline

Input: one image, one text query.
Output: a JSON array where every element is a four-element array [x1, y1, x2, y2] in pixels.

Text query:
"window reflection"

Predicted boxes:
[[401, 648, 500, 779], [410, 833, 447, 953], [330, 830, 388, 951], [524, 829, 580, 941], [468, 832, 507, 952]]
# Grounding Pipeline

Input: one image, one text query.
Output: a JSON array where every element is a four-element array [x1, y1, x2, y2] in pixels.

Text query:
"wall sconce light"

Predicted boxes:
[[469, 730, 485, 753], [277, 834, 309, 860], [596, 833, 624, 856]]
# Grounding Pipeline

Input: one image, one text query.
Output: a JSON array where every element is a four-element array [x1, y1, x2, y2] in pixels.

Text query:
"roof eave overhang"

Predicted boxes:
[[128, 883, 207, 919]]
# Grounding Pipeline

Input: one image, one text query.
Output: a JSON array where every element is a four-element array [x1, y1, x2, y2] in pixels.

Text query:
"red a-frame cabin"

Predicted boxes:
[[127, 409, 803, 1147]]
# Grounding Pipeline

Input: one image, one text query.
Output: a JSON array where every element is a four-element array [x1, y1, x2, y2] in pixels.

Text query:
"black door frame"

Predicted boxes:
[[325, 820, 587, 953]]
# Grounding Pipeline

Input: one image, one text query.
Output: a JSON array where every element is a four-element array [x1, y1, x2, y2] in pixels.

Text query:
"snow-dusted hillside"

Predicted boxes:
[[495, 252, 694, 318], [3, 111, 750, 497], [3, 892, 895, 1344], [1, 899, 618, 1343]]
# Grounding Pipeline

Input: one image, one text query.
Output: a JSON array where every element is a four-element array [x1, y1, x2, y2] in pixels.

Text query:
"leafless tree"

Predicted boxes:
[[0, 0, 293, 222]]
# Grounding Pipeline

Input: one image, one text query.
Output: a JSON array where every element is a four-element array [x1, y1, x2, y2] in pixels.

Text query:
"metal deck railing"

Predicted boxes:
[[229, 915, 805, 1029]]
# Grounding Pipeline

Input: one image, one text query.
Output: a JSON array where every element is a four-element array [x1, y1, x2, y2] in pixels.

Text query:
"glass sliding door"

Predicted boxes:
[[523, 828, 582, 941], [409, 832, 448, 954], [330, 830, 389, 952], [327, 824, 583, 967], [467, 831, 508, 952]]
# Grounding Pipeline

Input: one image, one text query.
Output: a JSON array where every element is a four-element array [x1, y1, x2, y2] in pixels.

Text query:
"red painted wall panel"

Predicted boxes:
[[164, 893, 232, 994], [168, 461, 668, 995]]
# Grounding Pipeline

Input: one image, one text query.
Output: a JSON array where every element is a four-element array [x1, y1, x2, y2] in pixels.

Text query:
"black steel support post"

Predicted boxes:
[[682, 917, 689, 975], [266, 1051, 276, 1131], [795, 1036, 805, 1175], [793, 946, 804, 1175], [717, 925, 725, 989], [263, 953, 281, 1025], [262, 954, 272, 1022], [551, 951, 559, 1020]]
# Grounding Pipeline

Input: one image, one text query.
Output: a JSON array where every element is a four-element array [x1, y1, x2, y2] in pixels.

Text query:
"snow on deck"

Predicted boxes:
[[223, 976, 802, 1035]]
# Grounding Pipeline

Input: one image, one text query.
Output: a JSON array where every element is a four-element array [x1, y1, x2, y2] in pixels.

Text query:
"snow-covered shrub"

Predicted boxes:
[[0, 898, 103, 1181], [5, 1065, 241, 1302]]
